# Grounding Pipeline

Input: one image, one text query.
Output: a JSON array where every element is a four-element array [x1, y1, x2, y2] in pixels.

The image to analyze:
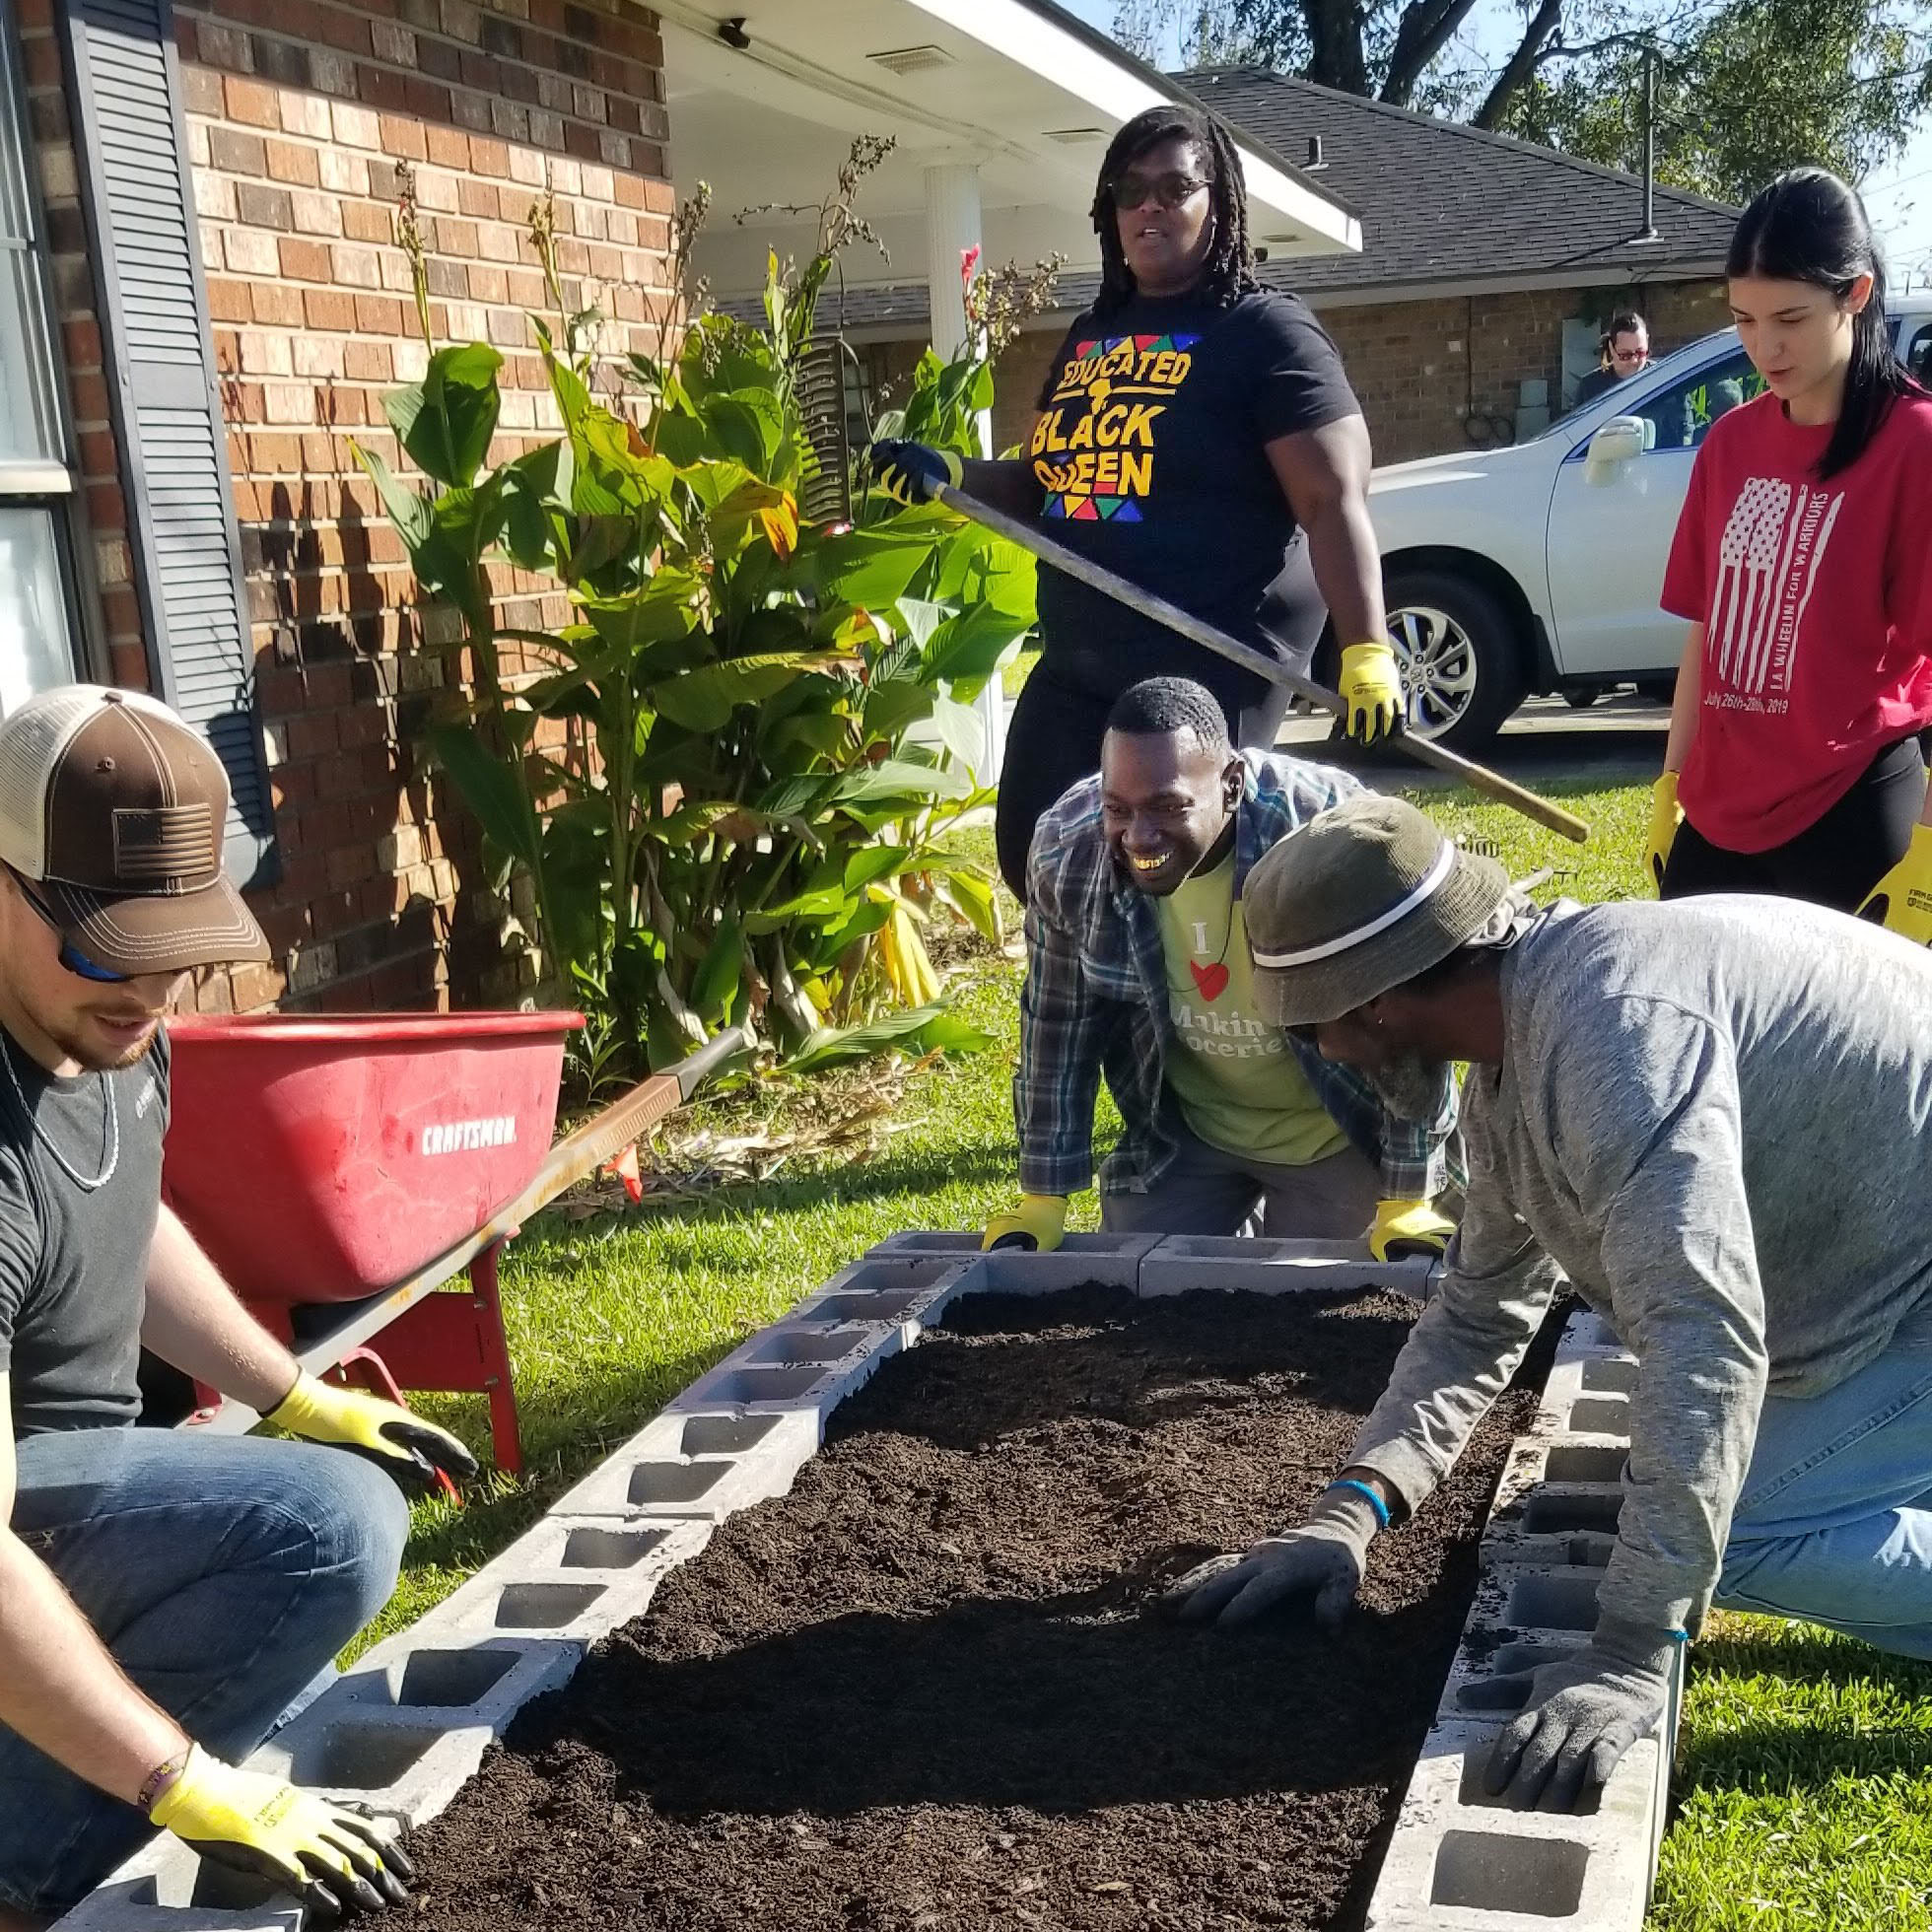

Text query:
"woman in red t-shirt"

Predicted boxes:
[[1647, 168, 1932, 936]]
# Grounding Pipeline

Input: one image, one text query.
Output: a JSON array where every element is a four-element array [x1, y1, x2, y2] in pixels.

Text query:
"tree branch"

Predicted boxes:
[[1301, 0, 1371, 95], [1472, 0, 1566, 128], [1381, 0, 1485, 104]]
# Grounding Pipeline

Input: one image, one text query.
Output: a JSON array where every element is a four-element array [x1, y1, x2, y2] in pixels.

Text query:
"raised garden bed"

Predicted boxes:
[[406, 1284, 1546, 1932]]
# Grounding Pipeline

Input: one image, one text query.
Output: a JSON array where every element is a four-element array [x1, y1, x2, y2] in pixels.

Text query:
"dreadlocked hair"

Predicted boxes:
[[1091, 103, 1259, 316]]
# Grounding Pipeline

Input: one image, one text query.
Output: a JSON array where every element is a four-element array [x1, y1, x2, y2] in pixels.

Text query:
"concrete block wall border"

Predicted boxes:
[[1364, 1307, 1678, 1932], [59, 1236, 1583, 1931]]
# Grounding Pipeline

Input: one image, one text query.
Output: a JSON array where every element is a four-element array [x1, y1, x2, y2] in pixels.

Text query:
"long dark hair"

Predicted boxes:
[[1091, 104, 1259, 316], [1727, 167, 1926, 479]]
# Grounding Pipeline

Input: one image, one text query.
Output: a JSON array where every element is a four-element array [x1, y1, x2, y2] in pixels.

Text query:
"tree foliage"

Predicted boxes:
[[1113, 0, 1932, 204]]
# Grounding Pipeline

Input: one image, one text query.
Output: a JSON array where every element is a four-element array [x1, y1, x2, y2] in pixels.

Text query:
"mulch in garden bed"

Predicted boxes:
[[409, 1285, 1547, 1932]]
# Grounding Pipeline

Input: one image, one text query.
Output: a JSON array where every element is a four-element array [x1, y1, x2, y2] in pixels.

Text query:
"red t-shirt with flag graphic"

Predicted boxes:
[[1026, 288, 1359, 714], [1662, 388, 1932, 852]]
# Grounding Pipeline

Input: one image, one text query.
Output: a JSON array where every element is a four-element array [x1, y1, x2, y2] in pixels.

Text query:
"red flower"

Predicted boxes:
[[958, 243, 982, 289]]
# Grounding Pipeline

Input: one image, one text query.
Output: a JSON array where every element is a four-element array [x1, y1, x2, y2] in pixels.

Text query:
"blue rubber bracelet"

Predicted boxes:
[[1329, 1477, 1391, 1530]]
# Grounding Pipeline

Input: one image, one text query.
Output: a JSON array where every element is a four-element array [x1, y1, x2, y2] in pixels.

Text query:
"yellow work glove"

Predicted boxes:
[[266, 1373, 478, 1497], [149, 1744, 413, 1918], [1368, 1197, 1456, 1262], [981, 1194, 1069, 1254], [866, 439, 963, 507], [1644, 773, 1682, 896], [1857, 822, 1932, 945], [1337, 641, 1405, 744]]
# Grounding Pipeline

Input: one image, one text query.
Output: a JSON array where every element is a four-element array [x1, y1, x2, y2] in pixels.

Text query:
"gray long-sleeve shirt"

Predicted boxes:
[[1350, 897, 1932, 1638]]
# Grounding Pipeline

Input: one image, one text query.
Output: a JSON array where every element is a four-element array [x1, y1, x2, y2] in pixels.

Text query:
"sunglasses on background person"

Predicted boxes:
[[1610, 345, 1651, 367], [1111, 171, 1212, 211], [5, 866, 131, 984]]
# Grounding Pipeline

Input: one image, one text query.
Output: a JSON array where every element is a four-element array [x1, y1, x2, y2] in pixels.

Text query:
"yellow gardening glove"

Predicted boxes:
[[1645, 773, 1682, 896], [981, 1194, 1068, 1254], [150, 1745, 413, 1918], [866, 439, 964, 507], [1368, 1197, 1456, 1262], [266, 1373, 478, 1497], [1857, 822, 1932, 945], [1337, 642, 1405, 744]]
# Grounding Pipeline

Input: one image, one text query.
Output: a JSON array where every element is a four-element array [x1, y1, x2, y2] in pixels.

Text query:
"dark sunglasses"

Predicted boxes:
[[7, 869, 130, 983], [1111, 171, 1211, 212]]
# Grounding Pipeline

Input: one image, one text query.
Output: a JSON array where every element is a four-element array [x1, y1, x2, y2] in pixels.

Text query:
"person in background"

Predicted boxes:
[[1574, 310, 1650, 406], [0, 688, 472, 1925], [869, 102, 1406, 903], [1646, 170, 1932, 932], [981, 677, 1457, 1260], [1173, 796, 1932, 1815]]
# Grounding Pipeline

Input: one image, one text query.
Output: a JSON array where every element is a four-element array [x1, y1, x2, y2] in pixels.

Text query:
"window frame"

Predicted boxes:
[[0, 0, 97, 700]]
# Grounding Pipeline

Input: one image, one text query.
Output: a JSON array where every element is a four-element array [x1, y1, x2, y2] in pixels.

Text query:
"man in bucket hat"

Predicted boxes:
[[0, 687, 472, 1924], [1168, 794, 1932, 1814]]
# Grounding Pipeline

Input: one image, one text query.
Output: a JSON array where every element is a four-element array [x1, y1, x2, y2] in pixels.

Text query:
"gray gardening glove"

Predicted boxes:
[[1164, 1482, 1383, 1628], [1483, 1614, 1679, 1812]]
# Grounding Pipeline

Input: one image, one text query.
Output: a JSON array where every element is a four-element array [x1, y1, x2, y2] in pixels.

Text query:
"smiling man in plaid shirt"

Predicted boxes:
[[981, 677, 1459, 1258]]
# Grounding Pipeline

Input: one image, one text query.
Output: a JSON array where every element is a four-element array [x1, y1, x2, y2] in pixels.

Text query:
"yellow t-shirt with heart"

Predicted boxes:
[[1153, 853, 1350, 1166]]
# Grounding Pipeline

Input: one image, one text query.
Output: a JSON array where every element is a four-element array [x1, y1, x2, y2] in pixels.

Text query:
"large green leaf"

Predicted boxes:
[[830, 758, 974, 806], [389, 344, 503, 489], [806, 528, 934, 608], [353, 444, 433, 551], [930, 695, 986, 776], [648, 652, 839, 734], [429, 724, 540, 868], [923, 602, 1034, 686], [690, 914, 745, 1020], [785, 1003, 994, 1073], [580, 574, 703, 654], [703, 390, 785, 479]]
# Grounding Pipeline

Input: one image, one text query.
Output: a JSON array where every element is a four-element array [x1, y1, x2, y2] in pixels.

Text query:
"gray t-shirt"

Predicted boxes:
[[1349, 897, 1932, 1638], [0, 1027, 168, 1436]]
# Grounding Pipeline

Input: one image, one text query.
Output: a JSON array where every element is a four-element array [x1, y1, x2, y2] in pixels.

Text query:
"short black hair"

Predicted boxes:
[[1091, 103, 1260, 317], [1105, 676, 1232, 756]]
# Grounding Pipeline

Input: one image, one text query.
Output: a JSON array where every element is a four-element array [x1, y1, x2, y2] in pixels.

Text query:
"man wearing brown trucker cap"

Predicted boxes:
[[0, 687, 474, 1923], [1168, 794, 1932, 1821]]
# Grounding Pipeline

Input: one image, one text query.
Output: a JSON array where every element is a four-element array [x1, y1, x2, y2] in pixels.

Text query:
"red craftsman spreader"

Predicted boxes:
[[160, 1012, 746, 1473]]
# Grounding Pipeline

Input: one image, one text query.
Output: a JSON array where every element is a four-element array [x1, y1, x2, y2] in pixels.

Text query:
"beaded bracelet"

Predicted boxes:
[[136, 1748, 190, 1817]]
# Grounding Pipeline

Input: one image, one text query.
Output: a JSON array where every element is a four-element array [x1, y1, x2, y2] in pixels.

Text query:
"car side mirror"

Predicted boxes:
[[1584, 416, 1648, 481]]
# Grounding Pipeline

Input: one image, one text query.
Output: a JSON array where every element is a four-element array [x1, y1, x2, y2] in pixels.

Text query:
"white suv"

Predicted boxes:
[[1365, 311, 1932, 750]]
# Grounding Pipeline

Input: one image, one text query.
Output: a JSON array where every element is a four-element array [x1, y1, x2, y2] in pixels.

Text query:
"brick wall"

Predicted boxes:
[[179, 0, 673, 1013], [973, 276, 1729, 468]]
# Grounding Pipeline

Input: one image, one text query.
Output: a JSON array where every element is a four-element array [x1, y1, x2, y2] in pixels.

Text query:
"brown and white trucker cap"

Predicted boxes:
[[0, 685, 270, 976]]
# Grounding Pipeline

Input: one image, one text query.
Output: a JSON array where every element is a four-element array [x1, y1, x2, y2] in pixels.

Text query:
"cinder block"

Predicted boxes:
[[1365, 1708, 1674, 1932], [1535, 1349, 1638, 1438], [866, 1229, 1160, 1292], [401, 1513, 713, 1648], [1137, 1233, 1437, 1298], [664, 1318, 906, 1417], [789, 1257, 987, 1341], [50, 1868, 300, 1931], [550, 1405, 820, 1519]]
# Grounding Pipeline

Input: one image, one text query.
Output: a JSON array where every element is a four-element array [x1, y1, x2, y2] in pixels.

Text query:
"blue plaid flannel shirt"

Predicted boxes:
[[1015, 749, 1459, 1203]]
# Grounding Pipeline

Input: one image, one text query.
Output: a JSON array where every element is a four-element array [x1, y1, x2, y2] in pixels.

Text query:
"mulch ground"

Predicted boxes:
[[408, 1285, 1547, 1932]]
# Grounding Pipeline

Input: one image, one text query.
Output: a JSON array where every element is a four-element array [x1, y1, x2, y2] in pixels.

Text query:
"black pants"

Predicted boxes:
[[1660, 736, 1929, 914]]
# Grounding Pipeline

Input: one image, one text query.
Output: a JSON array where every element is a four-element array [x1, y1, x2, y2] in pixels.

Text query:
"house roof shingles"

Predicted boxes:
[[722, 66, 1740, 329]]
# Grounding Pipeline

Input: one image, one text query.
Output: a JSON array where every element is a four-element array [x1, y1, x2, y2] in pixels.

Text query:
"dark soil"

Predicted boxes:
[[409, 1286, 1545, 1932]]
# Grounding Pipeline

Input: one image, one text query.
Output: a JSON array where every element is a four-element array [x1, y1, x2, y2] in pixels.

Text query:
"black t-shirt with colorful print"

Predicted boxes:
[[1027, 286, 1360, 711]]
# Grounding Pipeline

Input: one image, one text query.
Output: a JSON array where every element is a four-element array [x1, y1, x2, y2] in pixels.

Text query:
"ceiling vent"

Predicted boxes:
[[1044, 126, 1105, 143], [866, 43, 954, 75]]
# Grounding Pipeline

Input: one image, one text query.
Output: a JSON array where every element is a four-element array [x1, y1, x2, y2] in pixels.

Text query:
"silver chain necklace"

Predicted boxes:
[[1, 1035, 119, 1192]]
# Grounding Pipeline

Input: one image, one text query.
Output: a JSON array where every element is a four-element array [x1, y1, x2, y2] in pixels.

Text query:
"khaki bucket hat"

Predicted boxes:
[[1243, 795, 1510, 1026]]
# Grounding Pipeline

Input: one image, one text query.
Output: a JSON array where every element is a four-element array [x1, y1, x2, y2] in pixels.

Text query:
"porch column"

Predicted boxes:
[[922, 161, 1006, 781]]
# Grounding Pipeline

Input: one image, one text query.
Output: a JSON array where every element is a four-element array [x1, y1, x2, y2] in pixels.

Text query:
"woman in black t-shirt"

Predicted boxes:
[[873, 103, 1403, 899]]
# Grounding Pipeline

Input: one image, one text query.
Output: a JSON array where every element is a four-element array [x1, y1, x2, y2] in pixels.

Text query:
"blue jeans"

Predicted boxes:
[[0, 1428, 409, 1915], [1717, 1315, 1932, 1659]]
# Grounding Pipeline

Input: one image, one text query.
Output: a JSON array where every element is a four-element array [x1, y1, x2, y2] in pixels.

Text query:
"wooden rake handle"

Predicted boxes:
[[932, 483, 1591, 846]]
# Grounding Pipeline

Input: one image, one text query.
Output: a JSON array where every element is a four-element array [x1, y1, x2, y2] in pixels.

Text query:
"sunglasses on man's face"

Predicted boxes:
[[1112, 171, 1211, 212], [8, 870, 130, 984]]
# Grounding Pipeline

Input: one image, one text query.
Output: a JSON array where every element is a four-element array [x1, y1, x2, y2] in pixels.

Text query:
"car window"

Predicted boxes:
[[1627, 349, 1766, 452], [1907, 322, 1932, 385]]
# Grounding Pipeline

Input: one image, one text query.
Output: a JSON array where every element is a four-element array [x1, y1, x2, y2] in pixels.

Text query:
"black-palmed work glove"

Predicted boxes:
[[266, 1373, 479, 1498], [867, 439, 963, 507], [1164, 1481, 1384, 1628], [1483, 1614, 1679, 1812], [149, 1745, 414, 1920]]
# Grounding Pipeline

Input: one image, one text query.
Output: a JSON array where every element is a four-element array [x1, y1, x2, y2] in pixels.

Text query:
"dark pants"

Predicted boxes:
[[0, 1429, 409, 1913], [1662, 736, 1929, 914]]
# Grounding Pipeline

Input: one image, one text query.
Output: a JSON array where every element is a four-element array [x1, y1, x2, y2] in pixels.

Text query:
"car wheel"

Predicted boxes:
[[1562, 684, 1608, 710], [1635, 674, 1676, 704], [1383, 569, 1527, 753]]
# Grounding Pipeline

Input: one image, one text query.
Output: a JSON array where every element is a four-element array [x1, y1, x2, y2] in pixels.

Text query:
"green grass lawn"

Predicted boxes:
[[377, 773, 1926, 1931]]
